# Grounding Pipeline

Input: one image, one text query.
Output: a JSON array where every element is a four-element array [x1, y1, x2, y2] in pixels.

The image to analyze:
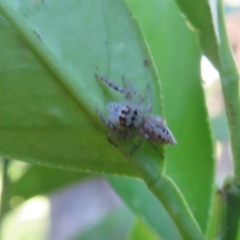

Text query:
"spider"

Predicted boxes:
[[95, 74, 177, 154]]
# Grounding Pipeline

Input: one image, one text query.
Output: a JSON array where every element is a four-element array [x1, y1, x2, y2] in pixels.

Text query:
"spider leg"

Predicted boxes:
[[146, 85, 152, 112], [122, 76, 144, 103], [96, 109, 117, 130], [107, 132, 119, 148], [129, 137, 143, 155], [95, 74, 130, 97], [138, 129, 163, 157], [96, 109, 127, 139], [147, 139, 163, 158]]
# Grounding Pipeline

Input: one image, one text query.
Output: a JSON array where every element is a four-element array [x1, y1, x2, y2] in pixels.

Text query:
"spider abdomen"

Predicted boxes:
[[143, 116, 177, 145]]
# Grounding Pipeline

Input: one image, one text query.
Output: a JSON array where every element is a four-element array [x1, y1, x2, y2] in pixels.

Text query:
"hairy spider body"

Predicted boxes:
[[141, 115, 176, 144], [107, 102, 144, 129], [96, 74, 177, 153]]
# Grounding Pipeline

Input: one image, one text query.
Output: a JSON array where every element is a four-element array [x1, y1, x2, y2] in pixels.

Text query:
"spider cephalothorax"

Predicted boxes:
[[96, 74, 177, 154]]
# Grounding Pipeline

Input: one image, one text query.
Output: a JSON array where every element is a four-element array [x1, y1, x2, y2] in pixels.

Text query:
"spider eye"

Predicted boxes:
[[121, 106, 130, 114]]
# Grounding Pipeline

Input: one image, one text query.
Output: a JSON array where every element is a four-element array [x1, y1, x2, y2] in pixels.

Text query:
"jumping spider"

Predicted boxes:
[[96, 74, 177, 155]]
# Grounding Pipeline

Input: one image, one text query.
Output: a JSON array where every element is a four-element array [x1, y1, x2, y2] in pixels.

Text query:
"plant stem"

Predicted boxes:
[[131, 155, 204, 240], [148, 175, 204, 240], [205, 189, 227, 240], [217, 0, 240, 185], [0, 159, 10, 238], [221, 177, 240, 239], [216, 0, 240, 238]]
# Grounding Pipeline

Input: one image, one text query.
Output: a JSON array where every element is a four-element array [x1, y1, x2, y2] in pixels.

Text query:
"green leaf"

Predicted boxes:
[[128, 219, 159, 240], [0, 0, 216, 237], [126, 0, 215, 232], [9, 164, 87, 200], [71, 208, 134, 240], [173, 0, 220, 69], [0, 0, 162, 175]]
